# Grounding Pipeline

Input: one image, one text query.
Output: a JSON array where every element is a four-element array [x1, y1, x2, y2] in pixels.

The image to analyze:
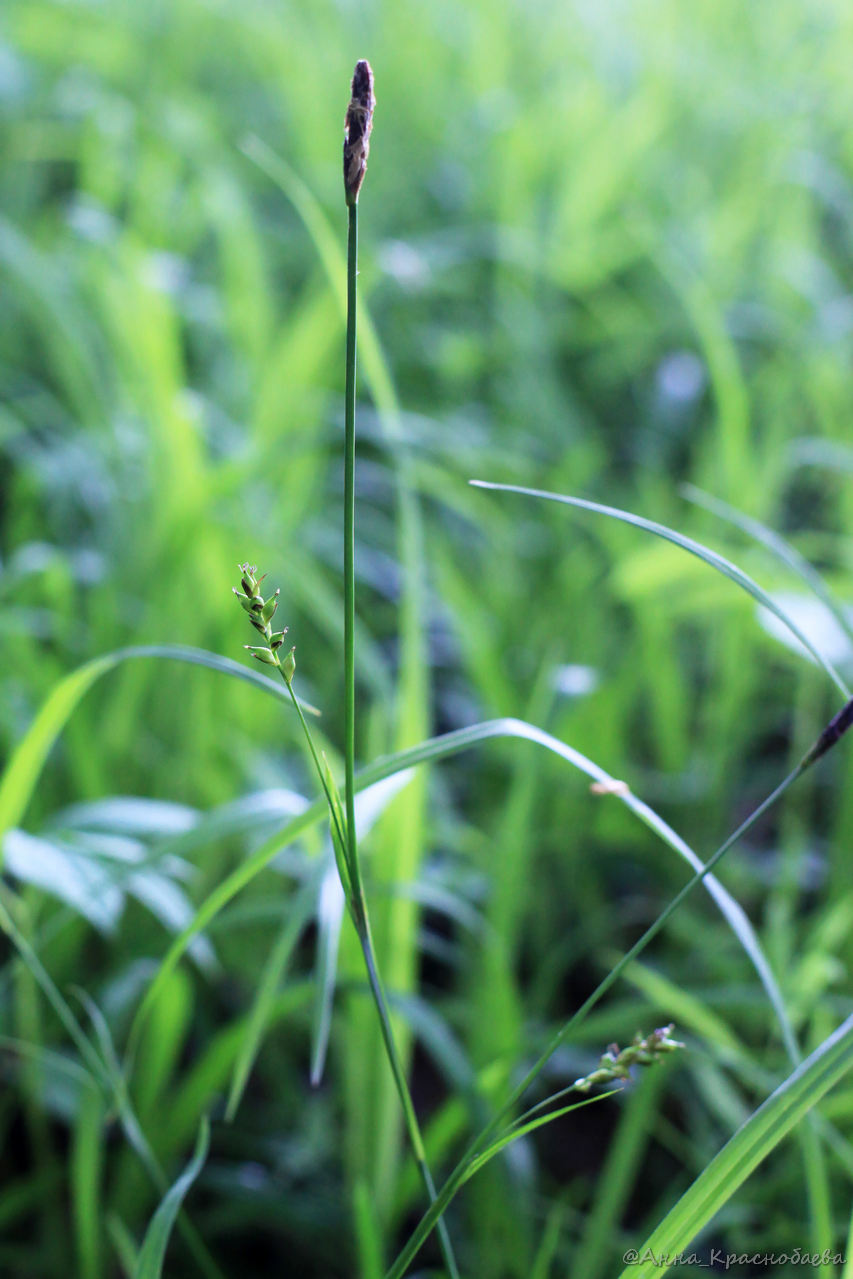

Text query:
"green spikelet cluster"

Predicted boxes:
[[233, 563, 295, 682], [572, 1025, 685, 1094]]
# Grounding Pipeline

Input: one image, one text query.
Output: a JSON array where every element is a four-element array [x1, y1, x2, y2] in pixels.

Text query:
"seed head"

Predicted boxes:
[[343, 59, 375, 205], [234, 566, 293, 678], [572, 1024, 685, 1093]]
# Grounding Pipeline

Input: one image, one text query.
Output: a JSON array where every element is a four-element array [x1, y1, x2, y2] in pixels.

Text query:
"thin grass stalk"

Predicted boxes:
[[341, 77, 460, 1273], [344, 197, 359, 894]]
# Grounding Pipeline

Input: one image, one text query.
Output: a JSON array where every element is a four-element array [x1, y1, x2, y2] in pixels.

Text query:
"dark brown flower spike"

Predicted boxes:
[[343, 59, 375, 205], [801, 695, 853, 768]]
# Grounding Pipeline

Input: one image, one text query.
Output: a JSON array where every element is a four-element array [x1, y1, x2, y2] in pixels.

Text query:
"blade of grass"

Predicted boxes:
[[225, 873, 319, 1121], [573, 1069, 668, 1279], [469, 481, 850, 698], [133, 1118, 210, 1279], [310, 770, 416, 1089], [129, 717, 797, 1070], [354, 1178, 384, 1279], [0, 643, 319, 864], [310, 858, 346, 1088], [530, 1198, 568, 1279], [0, 902, 220, 1279], [463, 1092, 619, 1181], [616, 1011, 853, 1278], [682, 482, 853, 646], [72, 1080, 105, 1279], [107, 1215, 139, 1279], [74, 992, 225, 1279], [0, 895, 110, 1087]]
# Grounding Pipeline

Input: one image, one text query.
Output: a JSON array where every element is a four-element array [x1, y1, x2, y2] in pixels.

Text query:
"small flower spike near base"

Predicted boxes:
[[572, 1025, 685, 1094], [233, 563, 294, 682]]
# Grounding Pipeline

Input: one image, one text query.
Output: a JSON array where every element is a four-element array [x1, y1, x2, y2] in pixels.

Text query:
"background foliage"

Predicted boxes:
[[3, 0, 853, 1274]]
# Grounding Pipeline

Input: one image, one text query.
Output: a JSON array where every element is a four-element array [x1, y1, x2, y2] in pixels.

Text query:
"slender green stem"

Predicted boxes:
[[356, 918, 460, 1275], [312, 197, 462, 1278], [344, 200, 359, 892], [285, 668, 459, 1273], [285, 679, 348, 868], [385, 762, 807, 1278]]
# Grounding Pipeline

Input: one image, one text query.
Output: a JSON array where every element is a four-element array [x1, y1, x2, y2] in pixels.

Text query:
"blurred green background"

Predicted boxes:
[[4, 0, 853, 1275]]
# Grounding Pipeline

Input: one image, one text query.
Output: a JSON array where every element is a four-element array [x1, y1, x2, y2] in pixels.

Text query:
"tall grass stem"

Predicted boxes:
[[344, 200, 359, 891], [342, 177, 460, 1278]]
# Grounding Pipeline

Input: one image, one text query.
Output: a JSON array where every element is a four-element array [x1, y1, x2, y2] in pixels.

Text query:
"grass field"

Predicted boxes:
[[3, 1, 853, 1275]]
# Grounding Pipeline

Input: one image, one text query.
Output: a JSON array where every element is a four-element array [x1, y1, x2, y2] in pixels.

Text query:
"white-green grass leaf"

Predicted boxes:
[[0, 644, 318, 869], [617, 1011, 853, 1278], [470, 480, 850, 698], [133, 1117, 210, 1279], [129, 719, 795, 1070], [683, 483, 853, 647], [225, 874, 319, 1121]]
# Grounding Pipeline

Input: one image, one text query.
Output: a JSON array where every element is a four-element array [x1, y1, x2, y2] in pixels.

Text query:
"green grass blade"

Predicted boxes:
[[464, 1092, 617, 1181], [114, 646, 321, 715], [129, 718, 795, 1064], [133, 1118, 210, 1279], [381, 1093, 615, 1279], [682, 483, 853, 646], [574, 1069, 667, 1279], [107, 1215, 139, 1278], [72, 1081, 105, 1279], [469, 481, 850, 697], [386, 763, 803, 1278], [225, 873, 319, 1121], [0, 654, 117, 853], [240, 137, 398, 415], [530, 1198, 568, 1279], [0, 895, 109, 1086], [74, 992, 225, 1279], [0, 643, 319, 865], [354, 1178, 384, 1279], [617, 1011, 853, 1278], [310, 859, 345, 1088]]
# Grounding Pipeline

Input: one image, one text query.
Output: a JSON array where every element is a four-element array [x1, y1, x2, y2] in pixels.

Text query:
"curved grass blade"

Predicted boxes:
[[464, 1091, 619, 1182], [107, 1214, 139, 1277], [72, 1078, 104, 1279], [128, 719, 796, 1082], [310, 858, 346, 1088], [241, 137, 398, 416], [682, 483, 853, 648], [616, 1011, 853, 1278], [0, 644, 319, 865], [0, 1034, 99, 1093], [378, 1092, 617, 1279], [74, 993, 224, 1279], [0, 894, 110, 1086], [469, 481, 850, 698], [0, 901, 222, 1279], [310, 771, 415, 1089], [225, 872, 319, 1121], [0, 654, 117, 856], [134, 1118, 210, 1279], [119, 645, 320, 717]]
